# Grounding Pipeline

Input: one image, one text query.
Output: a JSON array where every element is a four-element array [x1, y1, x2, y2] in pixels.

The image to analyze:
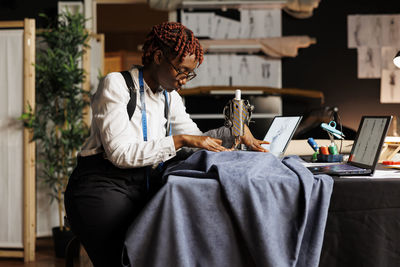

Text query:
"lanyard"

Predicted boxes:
[[138, 69, 171, 140], [138, 69, 171, 189]]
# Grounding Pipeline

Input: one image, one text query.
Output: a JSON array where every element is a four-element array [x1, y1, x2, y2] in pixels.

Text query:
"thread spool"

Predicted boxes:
[[319, 146, 329, 155], [307, 137, 319, 152], [235, 89, 241, 100], [329, 144, 338, 155]]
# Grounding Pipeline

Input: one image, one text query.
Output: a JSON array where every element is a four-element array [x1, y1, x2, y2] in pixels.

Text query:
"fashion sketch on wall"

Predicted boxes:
[[181, 9, 281, 39], [181, 8, 282, 115], [348, 14, 400, 102], [357, 47, 381, 78], [381, 70, 400, 103]]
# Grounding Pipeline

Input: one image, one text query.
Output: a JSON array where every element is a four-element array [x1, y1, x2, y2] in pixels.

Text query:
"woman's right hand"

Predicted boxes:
[[173, 135, 230, 152]]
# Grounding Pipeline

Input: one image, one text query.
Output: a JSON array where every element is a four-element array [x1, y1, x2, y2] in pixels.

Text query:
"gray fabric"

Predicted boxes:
[[123, 151, 333, 267], [174, 126, 234, 157], [203, 126, 235, 148]]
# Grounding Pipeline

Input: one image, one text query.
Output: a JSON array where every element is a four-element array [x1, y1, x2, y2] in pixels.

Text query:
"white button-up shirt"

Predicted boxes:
[[80, 66, 229, 168]]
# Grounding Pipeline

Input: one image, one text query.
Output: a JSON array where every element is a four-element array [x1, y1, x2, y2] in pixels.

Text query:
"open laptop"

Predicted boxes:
[[307, 116, 392, 176], [261, 116, 302, 157]]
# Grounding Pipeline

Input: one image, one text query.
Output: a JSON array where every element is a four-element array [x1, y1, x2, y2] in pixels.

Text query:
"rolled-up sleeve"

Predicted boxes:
[[93, 73, 176, 168]]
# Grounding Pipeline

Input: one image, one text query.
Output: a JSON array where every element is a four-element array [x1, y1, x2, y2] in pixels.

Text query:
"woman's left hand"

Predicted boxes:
[[240, 125, 269, 152]]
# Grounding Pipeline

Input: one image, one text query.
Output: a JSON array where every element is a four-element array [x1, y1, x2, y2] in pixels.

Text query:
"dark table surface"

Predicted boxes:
[[320, 168, 400, 267]]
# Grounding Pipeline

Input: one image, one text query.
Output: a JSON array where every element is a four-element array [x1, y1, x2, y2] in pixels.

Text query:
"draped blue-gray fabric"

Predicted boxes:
[[123, 151, 333, 267]]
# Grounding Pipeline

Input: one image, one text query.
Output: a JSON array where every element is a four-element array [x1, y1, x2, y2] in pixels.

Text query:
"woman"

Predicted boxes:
[[65, 21, 267, 266]]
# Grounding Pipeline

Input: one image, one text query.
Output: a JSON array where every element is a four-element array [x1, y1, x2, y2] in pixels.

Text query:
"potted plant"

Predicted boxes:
[[20, 11, 90, 258]]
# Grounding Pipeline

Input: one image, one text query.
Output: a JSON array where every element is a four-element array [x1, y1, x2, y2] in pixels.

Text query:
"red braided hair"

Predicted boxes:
[[142, 22, 204, 66]]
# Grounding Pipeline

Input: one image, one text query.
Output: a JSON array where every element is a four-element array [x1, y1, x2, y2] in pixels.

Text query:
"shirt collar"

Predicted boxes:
[[131, 65, 164, 95]]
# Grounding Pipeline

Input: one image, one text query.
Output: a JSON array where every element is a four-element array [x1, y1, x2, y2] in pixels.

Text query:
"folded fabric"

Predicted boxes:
[[124, 151, 333, 267]]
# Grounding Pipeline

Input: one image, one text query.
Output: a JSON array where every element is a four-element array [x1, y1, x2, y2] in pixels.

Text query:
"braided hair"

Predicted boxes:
[[142, 22, 204, 66]]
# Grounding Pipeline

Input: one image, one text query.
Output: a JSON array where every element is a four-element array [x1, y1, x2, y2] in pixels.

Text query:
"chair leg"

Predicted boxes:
[[65, 236, 80, 267], [79, 244, 94, 267]]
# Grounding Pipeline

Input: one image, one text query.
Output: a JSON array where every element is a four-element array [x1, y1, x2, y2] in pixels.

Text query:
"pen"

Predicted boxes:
[[382, 161, 400, 165]]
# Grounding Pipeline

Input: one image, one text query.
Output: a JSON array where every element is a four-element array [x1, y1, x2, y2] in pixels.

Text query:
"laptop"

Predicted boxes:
[[307, 116, 392, 176], [261, 116, 302, 157]]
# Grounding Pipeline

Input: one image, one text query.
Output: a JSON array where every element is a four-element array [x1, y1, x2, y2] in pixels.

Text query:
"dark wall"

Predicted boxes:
[[3, 0, 399, 132], [97, 4, 168, 52], [0, 0, 82, 28], [282, 0, 400, 131]]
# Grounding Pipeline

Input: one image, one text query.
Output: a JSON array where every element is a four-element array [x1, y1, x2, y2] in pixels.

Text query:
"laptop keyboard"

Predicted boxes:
[[308, 164, 369, 174]]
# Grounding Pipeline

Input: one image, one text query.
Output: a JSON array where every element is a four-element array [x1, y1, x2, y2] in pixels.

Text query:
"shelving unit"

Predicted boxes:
[[174, 2, 318, 125], [180, 86, 324, 121], [0, 18, 36, 262], [181, 0, 287, 10]]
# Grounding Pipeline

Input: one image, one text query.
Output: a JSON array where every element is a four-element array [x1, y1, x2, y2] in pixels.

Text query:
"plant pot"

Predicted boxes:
[[52, 226, 75, 258]]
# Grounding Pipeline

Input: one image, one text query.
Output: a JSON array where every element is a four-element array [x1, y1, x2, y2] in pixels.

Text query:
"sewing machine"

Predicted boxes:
[[223, 89, 254, 150]]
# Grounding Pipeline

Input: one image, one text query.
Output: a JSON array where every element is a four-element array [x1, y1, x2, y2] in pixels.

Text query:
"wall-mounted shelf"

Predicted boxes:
[[182, 86, 324, 122], [181, 0, 287, 10], [200, 36, 316, 58], [180, 86, 325, 104], [190, 113, 280, 119]]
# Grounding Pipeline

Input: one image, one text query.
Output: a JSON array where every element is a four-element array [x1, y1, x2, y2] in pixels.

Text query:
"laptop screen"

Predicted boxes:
[[349, 116, 392, 168], [261, 116, 302, 156]]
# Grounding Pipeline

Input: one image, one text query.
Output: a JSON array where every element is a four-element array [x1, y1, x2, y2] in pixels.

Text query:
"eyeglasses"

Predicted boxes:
[[165, 59, 197, 81]]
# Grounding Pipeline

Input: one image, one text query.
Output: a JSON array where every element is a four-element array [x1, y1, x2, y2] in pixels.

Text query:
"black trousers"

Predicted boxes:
[[64, 154, 160, 267]]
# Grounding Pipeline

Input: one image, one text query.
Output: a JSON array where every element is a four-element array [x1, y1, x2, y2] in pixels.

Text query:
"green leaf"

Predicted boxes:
[[23, 11, 91, 218]]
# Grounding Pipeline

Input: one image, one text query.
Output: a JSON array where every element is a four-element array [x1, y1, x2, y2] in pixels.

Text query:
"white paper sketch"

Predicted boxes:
[[211, 15, 241, 39], [348, 15, 367, 48], [348, 15, 384, 48], [349, 14, 400, 80], [229, 55, 281, 87], [381, 69, 400, 103], [185, 54, 208, 88], [231, 55, 254, 85], [357, 46, 381, 78], [381, 15, 400, 46], [253, 9, 281, 38], [257, 57, 282, 88], [381, 46, 400, 71], [240, 9, 281, 39], [181, 9, 281, 40], [369, 15, 383, 47], [184, 55, 281, 88], [209, 54, 231, 86], [180, 10, 214, 38], [347, 15, 358, 48]]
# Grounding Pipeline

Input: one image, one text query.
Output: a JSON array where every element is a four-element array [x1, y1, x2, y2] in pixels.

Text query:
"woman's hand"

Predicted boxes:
[[239, 125, 269, 152], [173, 135, 231, 152]]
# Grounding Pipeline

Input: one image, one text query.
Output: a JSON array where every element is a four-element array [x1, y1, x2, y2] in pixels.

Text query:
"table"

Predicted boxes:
[[319, 165, 400, 267], [126, 156, 400, 267]]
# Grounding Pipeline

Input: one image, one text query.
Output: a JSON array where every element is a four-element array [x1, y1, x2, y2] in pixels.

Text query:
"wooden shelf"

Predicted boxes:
[[181, 0, 287, 10], [200, 36, 317, 58], [179, 86, 325, 104], [190, 113, 280, 119]]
